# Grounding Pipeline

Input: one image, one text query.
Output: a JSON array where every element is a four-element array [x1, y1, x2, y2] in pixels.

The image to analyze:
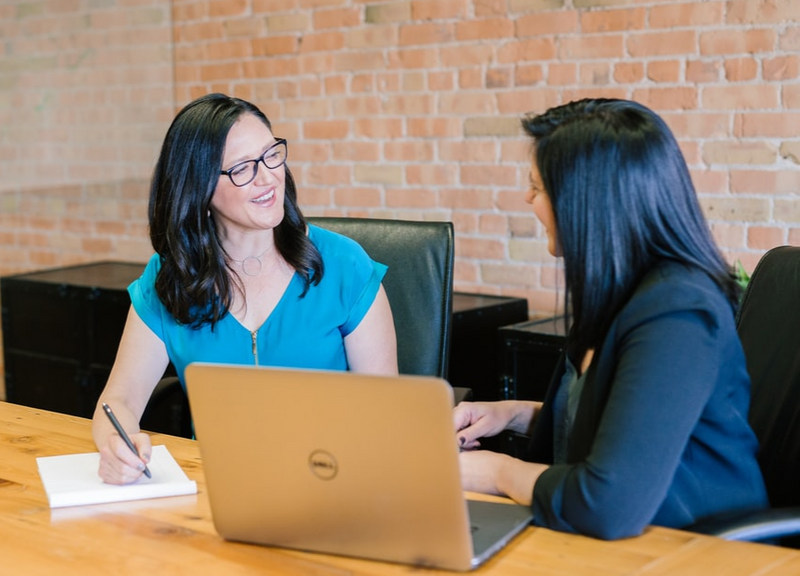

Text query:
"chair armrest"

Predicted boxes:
[[149, 376, 182, 405], [687, 506, 800, 542], [141, 376, 193, 438]]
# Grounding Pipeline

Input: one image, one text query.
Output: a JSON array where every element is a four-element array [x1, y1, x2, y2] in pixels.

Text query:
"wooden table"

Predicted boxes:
[[2, 401, 800, 575]]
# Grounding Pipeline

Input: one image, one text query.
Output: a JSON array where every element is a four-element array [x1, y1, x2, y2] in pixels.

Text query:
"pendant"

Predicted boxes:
[[241, 256, 262, 276]]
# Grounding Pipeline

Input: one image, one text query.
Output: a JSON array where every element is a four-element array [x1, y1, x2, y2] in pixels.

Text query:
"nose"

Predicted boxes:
[[524, 188, 535, 205], [253, 158, 280, 186]]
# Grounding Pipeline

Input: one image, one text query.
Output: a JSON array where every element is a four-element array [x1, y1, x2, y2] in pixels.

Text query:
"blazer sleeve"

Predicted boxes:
[[530, 273, 732, 539]]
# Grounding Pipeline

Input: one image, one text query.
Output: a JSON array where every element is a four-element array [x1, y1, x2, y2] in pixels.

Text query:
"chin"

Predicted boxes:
[[266, 208, 286, 229]]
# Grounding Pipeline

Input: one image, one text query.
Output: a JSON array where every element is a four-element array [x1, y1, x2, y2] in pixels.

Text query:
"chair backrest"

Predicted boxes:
[[736, 245, 800, 508], [308, 217, 455, 378]]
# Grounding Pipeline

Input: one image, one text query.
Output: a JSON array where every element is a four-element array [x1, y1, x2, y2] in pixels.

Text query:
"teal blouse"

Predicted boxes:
[[129, 225, 388, 386]]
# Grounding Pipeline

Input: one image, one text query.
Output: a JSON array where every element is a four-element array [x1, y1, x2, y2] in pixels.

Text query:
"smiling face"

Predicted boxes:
[[210, 113, 286, 241], [525, 155, 560, 257]]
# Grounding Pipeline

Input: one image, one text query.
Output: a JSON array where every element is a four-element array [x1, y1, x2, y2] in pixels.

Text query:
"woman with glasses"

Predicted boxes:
[[453, 99, 767, 539], [92, 93, 397, 484]]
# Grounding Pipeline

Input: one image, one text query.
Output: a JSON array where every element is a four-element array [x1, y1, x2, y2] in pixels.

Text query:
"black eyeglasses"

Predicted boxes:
[[219, 138, 288, 187]]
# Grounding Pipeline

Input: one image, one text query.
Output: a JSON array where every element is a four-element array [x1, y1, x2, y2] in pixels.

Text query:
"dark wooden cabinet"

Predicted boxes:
[[449, 292, 529, 401], [491, 316, 567, 457], [498, 316, 567, 402], [1, 261, 144, 418]]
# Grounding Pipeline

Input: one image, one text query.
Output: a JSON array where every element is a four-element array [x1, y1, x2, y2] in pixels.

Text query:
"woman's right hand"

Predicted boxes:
[[97, 432, 152, 485], [92, 306, 170, 484], [453, 401, 521, 450]]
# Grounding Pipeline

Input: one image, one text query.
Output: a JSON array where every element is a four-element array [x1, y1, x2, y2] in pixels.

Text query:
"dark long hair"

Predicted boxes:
[[521, 98, 739, 360], [148, 93, 323, 328]]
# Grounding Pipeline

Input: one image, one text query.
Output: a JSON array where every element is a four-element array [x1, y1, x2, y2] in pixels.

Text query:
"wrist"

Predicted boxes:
[[494, 453, 523, 503], [507, 401, 537, 435]]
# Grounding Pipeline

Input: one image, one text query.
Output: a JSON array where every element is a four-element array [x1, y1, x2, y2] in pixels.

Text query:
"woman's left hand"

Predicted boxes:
[[458, 449, 510, 496], [459, 449, 548, 506]]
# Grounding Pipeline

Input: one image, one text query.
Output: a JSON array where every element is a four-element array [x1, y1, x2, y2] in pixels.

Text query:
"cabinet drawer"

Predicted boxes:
[[498, 317, 567, 401], [4, 352, 87, 415], [449, 292, 528, 401], [1, 281, 87, 361]]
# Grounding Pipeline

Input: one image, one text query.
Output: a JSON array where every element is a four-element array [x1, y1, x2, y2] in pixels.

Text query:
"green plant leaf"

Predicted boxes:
[[734, 259, 750, 291]]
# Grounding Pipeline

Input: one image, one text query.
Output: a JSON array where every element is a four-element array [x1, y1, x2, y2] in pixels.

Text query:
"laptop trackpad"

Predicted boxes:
[[468, 500, 533, 567]]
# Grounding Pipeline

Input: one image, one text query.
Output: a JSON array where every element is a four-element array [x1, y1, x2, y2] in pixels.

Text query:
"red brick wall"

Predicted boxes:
[[2, 0, 800, 320], [0, 0, 173, 273]]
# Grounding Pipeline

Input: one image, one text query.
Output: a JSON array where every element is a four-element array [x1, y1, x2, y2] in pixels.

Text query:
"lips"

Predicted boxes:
[[251, 189, 275, 204]]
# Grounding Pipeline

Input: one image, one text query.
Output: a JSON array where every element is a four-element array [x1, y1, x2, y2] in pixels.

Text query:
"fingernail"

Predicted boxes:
[[137, 463, 145, 472], [459, 436, 466, 446]]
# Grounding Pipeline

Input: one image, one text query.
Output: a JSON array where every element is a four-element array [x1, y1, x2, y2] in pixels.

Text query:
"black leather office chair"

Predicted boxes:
[[141, 217, 460, 438], [688, 246, 800, 545], [140, 370, 191, 438]]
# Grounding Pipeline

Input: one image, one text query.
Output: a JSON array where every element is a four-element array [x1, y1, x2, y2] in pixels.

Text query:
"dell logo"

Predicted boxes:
[[308, 449, 338, 480]]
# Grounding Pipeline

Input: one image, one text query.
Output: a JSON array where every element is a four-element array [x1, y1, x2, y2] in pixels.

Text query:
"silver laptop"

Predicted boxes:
[[184, 363, 533, 571]]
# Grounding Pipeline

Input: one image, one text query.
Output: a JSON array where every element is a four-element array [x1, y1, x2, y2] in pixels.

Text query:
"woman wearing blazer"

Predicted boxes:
[[454, 99, 768, 539]]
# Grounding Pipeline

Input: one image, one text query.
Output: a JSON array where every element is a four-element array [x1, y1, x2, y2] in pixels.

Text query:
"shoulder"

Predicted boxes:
[[620, 262, 735, 333], [304, 224, 388, 320], [636, 261, 729, 307], [307, 223, 372, 264], [142, 252, 162, 274], [130, 253, 161, 290], [128, 254, 167, 325]]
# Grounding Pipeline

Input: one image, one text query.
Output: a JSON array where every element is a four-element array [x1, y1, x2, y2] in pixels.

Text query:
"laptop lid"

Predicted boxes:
[[185, 363, 532, 571]]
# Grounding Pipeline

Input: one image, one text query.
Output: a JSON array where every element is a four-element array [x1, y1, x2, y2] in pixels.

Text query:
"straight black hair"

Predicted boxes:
[[521, 98, 739, 359], [149, 93, 323, 328]]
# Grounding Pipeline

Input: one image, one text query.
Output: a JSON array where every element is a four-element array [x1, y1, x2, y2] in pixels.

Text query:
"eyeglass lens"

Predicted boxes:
[[229, 140, 287, 187]]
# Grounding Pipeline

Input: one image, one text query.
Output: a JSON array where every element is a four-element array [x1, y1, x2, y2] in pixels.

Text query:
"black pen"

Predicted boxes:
[[101, 403, 152, 479]]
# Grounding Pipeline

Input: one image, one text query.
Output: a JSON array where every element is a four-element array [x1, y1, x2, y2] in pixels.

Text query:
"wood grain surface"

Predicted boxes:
[[1, 401, 799, 575]]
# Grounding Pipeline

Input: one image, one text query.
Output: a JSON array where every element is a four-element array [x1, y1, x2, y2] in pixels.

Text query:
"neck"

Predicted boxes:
[[222, 229, 276, 261], [226, 238, 280, 277], [230, 244, 272, 263]]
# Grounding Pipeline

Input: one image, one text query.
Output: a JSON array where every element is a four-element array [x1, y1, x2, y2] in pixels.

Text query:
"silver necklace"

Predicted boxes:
[[231, 247, 271, 277]]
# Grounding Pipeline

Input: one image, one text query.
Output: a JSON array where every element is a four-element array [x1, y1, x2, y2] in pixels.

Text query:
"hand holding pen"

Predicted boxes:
[[101, 403, 152, 479]]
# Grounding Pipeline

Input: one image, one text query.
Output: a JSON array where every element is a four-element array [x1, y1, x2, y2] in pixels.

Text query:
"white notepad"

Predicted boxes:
[[37, 444, 198, 508]]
